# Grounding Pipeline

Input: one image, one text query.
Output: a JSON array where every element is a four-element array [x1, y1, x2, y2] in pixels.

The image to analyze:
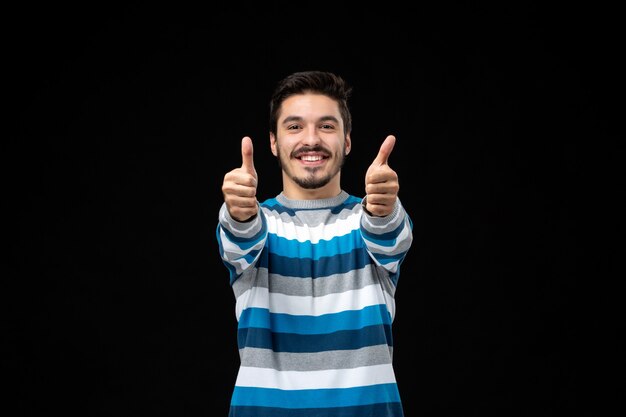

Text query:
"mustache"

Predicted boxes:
[[291, 145, 331, 158]]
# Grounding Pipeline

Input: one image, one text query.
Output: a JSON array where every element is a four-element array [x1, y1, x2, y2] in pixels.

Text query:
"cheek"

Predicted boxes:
[[276, 140, 297, 158]]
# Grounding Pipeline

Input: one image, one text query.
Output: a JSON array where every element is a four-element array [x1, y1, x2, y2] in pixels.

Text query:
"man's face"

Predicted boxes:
[[271, 93, 351, 191]]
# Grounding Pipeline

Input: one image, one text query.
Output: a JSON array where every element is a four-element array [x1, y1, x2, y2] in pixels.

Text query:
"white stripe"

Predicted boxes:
[[219, 229, 265, 256], [219, 229, 265, 278], [265, 211, 361, 243], [235, 284, 394, 320], [235, 363, 397, 389]]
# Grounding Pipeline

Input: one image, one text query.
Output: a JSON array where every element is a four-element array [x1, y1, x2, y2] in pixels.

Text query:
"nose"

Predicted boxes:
[[302, 124, 322, 146]]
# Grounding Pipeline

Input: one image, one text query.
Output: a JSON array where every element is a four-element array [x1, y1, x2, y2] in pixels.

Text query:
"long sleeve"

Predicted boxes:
[[360, 198, 414, 288], [216, 203, 267, 285]]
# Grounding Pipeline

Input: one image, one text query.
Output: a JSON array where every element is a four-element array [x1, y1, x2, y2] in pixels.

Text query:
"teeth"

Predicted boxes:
[[301, 155, 322, 162]]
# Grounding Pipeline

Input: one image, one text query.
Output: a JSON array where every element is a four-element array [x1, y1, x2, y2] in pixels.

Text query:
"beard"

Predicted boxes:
[[276, 144, 347, 190]]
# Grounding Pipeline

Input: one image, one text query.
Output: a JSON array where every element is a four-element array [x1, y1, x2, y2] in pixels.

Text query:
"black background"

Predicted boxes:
[[7, 2, 623, 416]]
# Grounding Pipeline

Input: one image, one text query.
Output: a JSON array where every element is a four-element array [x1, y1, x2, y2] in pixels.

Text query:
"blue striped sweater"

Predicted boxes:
[[216, 190, 414, 417]]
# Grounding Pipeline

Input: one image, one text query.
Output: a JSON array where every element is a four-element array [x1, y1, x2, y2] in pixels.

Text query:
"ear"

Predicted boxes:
[[270, 132, 278, 157], [345, 133, 352, 155]]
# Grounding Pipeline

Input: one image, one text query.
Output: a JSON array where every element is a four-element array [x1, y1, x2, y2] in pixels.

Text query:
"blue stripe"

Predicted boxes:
[[237, 324, 393, 351], [229, 403, 404, 417], [238, 304, 392, 333], [360, 220, 407, 247], [371, 251, 406, 265], [369, 250, 412, 278], [389, 270, 400, 287], [231, 383, 401, 408], [241, 249, 262, 265], [216, 226, 241, 285], [267, 229, 365, 259], [225, 262, 239, 285], [258, 247, 373, 278]]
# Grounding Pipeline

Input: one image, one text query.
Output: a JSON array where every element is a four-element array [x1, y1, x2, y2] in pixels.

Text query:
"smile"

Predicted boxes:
[[300, 155, 324, 162]]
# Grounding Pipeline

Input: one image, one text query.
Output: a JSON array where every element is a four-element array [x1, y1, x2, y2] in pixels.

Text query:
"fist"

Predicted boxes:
[[222, 136, 259, 221], [364, 135, 399, 217]]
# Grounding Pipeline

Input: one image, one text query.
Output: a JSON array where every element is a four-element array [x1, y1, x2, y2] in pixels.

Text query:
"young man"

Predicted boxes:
[[217, 71, 414, 417]]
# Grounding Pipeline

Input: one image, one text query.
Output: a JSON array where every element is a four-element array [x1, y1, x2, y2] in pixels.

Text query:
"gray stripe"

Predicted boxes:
[[232, 267, 264, 298], [239, 344, 394, 371], [268, 264, 383, 297], [274, 191, 350, 209], [374, 265, 398, 297], [233, 264, 381, 297], [232, 264, 398, 299]]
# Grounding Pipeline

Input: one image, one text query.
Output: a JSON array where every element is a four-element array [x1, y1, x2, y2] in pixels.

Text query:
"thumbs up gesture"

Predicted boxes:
[[364, 135, 399, 217], [222, 136, 259, 222]]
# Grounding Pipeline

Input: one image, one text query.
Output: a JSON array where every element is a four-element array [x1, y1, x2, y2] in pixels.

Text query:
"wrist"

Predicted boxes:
[[361, 196, 374, 216]]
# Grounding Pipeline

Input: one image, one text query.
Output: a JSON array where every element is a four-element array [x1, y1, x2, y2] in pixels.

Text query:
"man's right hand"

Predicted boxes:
[[222, 136, 258, 222]]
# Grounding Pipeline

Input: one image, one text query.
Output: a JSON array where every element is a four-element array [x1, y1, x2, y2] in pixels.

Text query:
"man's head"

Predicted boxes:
[[269, 71, 353, 199], [269, 71, 352, 137]]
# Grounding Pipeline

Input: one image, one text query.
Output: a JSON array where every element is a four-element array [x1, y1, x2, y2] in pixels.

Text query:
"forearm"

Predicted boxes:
[[360, 198, 414, 273], [217, 203, 267, 280]]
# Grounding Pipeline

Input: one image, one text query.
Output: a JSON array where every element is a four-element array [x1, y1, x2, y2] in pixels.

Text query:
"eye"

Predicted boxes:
[[287, 124, 302, 130], [320, 123, 335, 130]]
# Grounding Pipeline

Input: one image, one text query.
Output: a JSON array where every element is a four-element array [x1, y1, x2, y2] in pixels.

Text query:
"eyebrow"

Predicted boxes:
[[281, 115, 341, 125]]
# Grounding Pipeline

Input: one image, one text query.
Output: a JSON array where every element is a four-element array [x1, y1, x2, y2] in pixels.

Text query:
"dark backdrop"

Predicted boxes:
[[7, 3, 623, 416]]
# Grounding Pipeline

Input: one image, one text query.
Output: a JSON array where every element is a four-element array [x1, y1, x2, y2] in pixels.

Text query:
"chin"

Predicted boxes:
[[294, 175, 332, 190]]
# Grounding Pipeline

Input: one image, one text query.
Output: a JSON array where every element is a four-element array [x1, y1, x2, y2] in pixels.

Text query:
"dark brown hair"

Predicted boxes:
[[269, 71, 353, 136]]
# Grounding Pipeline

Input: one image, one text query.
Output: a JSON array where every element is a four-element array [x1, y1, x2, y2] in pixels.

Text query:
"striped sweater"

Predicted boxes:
[[216, 190, 414, 417]]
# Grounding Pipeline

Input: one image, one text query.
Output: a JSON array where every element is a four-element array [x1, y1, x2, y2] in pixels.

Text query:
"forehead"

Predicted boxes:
[[278, 93, 341, 121]]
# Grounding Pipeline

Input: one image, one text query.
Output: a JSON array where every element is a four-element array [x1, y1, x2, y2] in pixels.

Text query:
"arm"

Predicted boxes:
[[216, 203, 267, 285], [216, 136, 266, 284], [361, 135, 414, 283], [361, 199, 413, 279]]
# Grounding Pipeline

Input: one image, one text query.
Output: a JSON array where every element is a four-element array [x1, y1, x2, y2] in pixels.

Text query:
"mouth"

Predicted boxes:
[[293, 149, 329, 166]]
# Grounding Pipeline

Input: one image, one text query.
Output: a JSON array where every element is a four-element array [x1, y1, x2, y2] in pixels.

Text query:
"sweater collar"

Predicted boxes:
[[275, 190, 349, 209]]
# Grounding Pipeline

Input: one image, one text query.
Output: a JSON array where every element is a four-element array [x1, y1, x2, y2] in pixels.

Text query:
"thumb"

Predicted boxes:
[[372, 135, 396, 166], [241, 136, 256, 174]]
